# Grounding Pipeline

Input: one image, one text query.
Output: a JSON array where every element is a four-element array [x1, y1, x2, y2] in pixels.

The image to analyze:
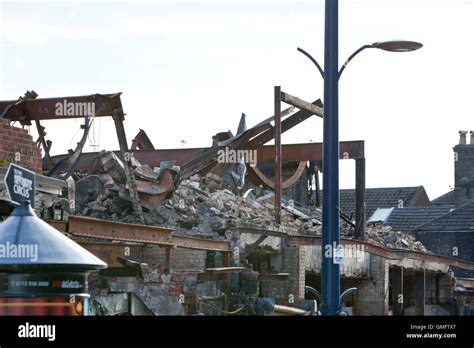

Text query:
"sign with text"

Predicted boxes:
[[3, 163, 36, 208]]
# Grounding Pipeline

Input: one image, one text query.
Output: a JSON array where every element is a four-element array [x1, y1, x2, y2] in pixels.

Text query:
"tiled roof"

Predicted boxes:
[[337, 186, 429, 218], [431, 190, 455, 206], [415, 201, 474, 231], [385, 206, 453, 233]]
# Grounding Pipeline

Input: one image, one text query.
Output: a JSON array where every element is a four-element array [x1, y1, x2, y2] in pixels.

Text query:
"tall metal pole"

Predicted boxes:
[[321, 0, 340, 316], [274, 86, 282, 224]]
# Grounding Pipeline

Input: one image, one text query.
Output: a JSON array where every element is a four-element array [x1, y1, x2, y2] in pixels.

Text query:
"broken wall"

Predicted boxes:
[[352, 254, 389, 315], [0, 119, 42, 173]]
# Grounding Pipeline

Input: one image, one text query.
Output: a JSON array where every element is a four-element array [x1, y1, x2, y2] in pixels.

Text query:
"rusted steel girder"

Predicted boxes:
[[47, 116, 92, 178], [176, 99, 323, 181], [249, 161, 307, 189], [244, 99, 323, 151], [131, 129, 155, 150], [254, 140, 365, 162], [112, 114, 145, 223], [0, 92, 124, 124], [68, 216, 174, 245], [134, 167, 177, 210], [65, 216, 232, 252], [46, 141, 365, 170]]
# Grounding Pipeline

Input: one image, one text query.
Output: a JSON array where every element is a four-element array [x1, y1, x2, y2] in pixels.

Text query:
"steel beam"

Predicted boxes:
[[0, 93, 124, 124], [171, 235, 231, 252], [113, 115, 145, 223], [131, 129, 155, 150], [248, 161, 307, 189], [68, 216, 174, 245], [47, 141, 365, 170], [275, 86, 282, 224], [66, 216, 231, 252], [245, 99, 323, 151]]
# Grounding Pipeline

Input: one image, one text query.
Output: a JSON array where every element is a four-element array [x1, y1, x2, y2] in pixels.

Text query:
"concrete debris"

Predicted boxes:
[[98, 150, 127, 184], [135, 164, 159, 182], [39, 197, 70, 221], [365, 224, 430, 252], [75, 175, 106, 214], [72, 151, 178, 223], [70, 150, 430, 252]]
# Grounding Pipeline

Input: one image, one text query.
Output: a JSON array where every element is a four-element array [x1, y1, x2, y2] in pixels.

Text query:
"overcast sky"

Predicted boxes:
[[1, 0, 473, 201]]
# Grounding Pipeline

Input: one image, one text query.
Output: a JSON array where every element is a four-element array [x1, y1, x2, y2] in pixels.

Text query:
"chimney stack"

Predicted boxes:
[[459, 130, 468, 145], [454, 130, 474, 207]]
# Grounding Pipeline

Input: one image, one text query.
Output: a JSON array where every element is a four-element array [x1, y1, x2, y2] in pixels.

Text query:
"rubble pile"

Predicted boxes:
[[365, 224, 430, 252], [73, 152, 323, 237], [142, 173, 323, 238], [72, 150, 430, 252]]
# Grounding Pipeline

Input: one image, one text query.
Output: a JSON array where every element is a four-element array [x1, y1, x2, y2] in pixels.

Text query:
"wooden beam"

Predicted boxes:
[[280, 91, 323, 117]]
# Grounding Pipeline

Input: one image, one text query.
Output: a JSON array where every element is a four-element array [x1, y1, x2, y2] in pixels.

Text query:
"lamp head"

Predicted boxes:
[[372, 40, 423, 52]]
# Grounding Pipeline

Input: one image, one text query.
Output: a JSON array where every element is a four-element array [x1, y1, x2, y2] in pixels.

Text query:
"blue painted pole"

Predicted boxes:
[[321, 0, 340, 316]]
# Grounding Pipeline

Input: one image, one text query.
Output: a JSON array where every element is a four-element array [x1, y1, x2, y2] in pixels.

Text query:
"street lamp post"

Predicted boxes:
[[322, 0, 340, 317], [298, 0, 422, 316]]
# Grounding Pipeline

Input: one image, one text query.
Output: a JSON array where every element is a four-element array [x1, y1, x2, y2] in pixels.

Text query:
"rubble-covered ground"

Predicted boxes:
[[66, 150, 430, 253]]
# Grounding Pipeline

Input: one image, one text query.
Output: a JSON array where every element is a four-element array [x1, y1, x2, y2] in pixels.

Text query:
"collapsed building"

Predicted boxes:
[[0, 91, 473, 316]]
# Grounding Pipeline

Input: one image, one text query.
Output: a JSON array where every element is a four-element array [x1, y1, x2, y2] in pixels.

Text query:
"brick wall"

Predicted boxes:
[[0, 119, 42, 173], [353, 254, 389, 315], [453, 144, 474, 207], [283, 245, 305, 305], [142, 245, 207, 272]]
